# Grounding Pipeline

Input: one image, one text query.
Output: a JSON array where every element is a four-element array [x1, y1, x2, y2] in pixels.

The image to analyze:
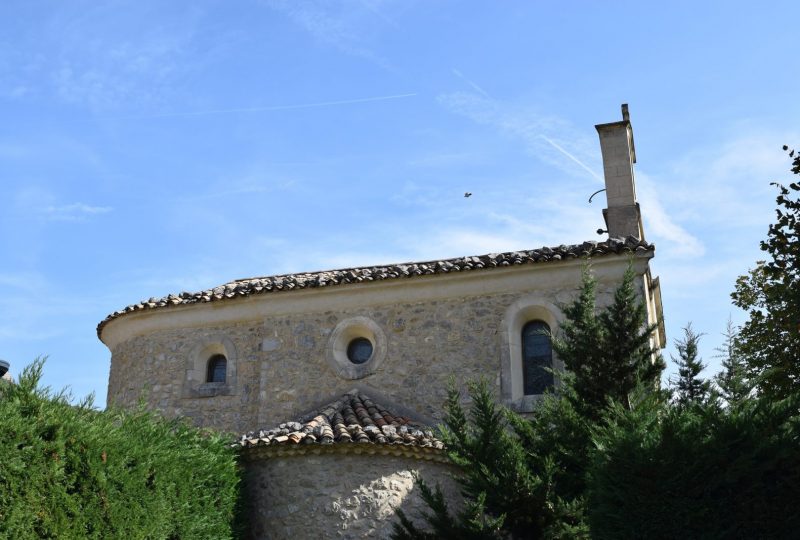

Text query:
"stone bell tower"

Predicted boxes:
[[596, 104, 644, 239]]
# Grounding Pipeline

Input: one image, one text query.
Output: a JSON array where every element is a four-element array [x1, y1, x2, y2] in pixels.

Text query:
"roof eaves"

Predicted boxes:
[[97, 236, 654, 338]]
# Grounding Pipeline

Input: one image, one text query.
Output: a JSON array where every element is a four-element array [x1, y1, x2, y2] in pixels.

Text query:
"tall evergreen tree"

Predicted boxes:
[[392, 380, 588, 540], [394, 262, 664, 539], [598, 265, 665, 402], [555, 265, 665, 418], [714, 318, 751, 405], [554, 266, 604, 417], [670, 324, 711, 406], [731, 146, 800, 400]]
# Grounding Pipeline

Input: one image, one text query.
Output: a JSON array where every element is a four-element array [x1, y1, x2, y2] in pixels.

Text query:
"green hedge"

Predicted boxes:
[[588, 394, 800, 540], [0, 360, 241, 539]]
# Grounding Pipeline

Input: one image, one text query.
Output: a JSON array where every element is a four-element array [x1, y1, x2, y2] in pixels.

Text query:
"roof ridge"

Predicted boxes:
[[235, 391, 443, 451]]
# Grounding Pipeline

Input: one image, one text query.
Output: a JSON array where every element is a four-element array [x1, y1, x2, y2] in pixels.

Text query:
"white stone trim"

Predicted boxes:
[[183, 335, 238, 398], [326, 316, 387, 380], [500, 295, 563, 412]]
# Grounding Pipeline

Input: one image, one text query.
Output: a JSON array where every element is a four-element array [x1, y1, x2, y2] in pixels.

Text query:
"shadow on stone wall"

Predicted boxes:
[[243, 452, 460, 540]]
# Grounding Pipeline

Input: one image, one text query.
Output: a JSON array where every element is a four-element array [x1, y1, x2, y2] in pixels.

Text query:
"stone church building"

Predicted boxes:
[[99, 106, 664, 538]]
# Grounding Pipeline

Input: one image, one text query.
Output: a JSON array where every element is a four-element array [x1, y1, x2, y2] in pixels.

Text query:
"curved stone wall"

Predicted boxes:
[[243, 452, 460, 539], [105, 257, 644, 433]]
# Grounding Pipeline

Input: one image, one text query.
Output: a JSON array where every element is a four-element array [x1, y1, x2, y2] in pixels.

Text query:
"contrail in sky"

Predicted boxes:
[[451, 68, 492, 99], [109, 93, 418, 120], [538, 134, 602, 181]]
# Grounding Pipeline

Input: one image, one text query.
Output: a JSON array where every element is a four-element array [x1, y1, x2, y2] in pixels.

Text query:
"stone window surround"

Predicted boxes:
[[500, 295, 563, 412], [326, 316, 387, 380], [183, 335, 238, 398]]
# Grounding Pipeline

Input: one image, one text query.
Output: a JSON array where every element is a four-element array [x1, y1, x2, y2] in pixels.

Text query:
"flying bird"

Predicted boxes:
[[464, 192, 472, 198]]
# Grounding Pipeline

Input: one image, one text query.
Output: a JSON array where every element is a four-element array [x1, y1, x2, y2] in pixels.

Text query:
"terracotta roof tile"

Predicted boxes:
[[235, 391, 444, 453], [97, 236, 653, 337]]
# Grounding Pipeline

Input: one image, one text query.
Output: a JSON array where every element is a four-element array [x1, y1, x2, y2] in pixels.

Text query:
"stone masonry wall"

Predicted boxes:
[[106, 277, 625, 434], [244, 453, 460, 539]]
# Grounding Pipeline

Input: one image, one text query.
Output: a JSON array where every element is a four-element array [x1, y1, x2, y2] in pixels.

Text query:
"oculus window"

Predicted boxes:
[[347, 337, 373, 365]]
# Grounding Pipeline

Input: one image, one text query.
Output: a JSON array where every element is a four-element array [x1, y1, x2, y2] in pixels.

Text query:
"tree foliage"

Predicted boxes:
[[393, 380, 588, 540], [731, 146, 800, 400], [554, 265, 665, 418], [395, 145, 800, 538], [588, 391, 800, 539], [0, 359, 242, 540], [394, 263, 662, 539], [669, 324, 711, 407], [713, 318, 751, 405]]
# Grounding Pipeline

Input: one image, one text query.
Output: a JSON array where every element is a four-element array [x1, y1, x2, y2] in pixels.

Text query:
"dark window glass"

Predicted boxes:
[[522, 321, 553, 395], [207, 354, 227, 383], [347, 338, 373, 365]]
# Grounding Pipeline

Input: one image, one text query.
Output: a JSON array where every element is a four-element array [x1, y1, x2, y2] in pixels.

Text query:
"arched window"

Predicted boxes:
[[206, 354, 227, 383], [521, 320, 553, 395]]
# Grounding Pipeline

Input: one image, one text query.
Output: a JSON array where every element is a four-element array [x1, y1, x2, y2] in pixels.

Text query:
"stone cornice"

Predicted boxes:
[[240, 442, 449, 463]]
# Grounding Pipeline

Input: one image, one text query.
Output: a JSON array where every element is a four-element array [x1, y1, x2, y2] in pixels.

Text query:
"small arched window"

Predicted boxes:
[[206, 354, 227, 383], [522, 320, 553, 395]]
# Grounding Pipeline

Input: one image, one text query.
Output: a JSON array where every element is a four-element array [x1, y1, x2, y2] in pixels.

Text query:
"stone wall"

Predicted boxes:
[[105, 258, 643, 434], [243, 452, 460, 539]]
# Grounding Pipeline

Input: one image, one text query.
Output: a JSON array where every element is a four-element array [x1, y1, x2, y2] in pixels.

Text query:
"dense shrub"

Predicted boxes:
[[588, 393, 800, 539], [0, 359, 241, 539]]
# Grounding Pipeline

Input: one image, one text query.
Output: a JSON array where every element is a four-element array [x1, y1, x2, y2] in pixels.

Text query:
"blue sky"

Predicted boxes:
[[2, 1, 798, 407]]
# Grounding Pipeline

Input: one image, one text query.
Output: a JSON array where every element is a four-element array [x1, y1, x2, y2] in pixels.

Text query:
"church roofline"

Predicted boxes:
[[97, 236, 654, 339]]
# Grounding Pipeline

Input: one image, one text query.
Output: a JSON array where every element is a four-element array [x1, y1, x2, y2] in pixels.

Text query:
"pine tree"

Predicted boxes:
[[555, 264, 664, 419], [598, 265, 665, 404], [554, 266, 604, 417], [670, 324, 711, 406], [731, 146, 800, 400], [391, 380, 587, 540], [394, 262, 663, 539], [714, 318, 751, 405]]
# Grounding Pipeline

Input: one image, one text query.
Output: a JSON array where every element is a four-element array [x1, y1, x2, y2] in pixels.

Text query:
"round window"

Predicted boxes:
[[347, 337, 373, 364]]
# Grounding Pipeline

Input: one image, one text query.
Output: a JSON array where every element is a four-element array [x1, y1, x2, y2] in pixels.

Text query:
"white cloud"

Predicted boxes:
[[0, 271, 48, 293], [0, 286, 109, 342], [0, 143, 32, 159], [437, 91, 603, 184], [435, 88, 711, 262], [406, 152, 484, 168], [400, 228, 530, 260], [636, 129, 799, 272], [636, 172, 705, 257], [51, 35, 186, 111], [109, 92, 418, 120], [263, 0, 395, 68], [451, 68, 492, 99], [41, 203, 113, 221], [0, 5, 205, 111], [667, 132, 797, 229]]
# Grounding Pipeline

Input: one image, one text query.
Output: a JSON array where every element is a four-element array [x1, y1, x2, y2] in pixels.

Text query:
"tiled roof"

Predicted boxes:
[[235, 391, 445, 461], [97, 236, 654, 337]]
